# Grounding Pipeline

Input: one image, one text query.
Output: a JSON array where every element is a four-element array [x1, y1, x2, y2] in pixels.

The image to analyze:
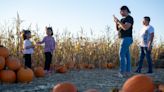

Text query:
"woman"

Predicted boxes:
[[113, 6, 134, 77]]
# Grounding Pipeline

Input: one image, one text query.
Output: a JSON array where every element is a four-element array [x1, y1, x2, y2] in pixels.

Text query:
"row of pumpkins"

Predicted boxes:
[[52, 74, 164, 92], [0, 46, 45, 83], [0, 45, 80, 84]]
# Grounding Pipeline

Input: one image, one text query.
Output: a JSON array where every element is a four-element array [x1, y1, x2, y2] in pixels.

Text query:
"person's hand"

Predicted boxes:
[[36, 42, 39, 44], [113, 15, 119, 23], [147, 42, 152, 51], [31, 45, 36, 48]]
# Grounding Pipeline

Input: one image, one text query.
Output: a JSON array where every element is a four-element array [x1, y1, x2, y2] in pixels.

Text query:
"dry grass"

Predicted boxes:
[[0, 14, 164, 69]]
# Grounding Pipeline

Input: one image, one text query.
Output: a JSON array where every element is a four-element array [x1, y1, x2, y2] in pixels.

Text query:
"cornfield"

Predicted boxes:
[[0, 14, 164, 70]]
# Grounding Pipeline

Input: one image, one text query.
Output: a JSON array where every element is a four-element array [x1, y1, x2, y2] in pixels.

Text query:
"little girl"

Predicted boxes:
[[37, 27, 55, 73], [23, 30, 34, 68]]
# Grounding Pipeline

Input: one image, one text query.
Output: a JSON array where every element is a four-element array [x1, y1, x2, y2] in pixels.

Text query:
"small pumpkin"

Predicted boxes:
[[159, 84, 164, 92], [17, 67, 34, 83], [67, 62, 75, 69], [0, 56, 5, 70], [107, 63, 115, 69], [77, 64, 84, 69], [34, 66, 45, 77], [84, 64, 89, 69], [0, 70, 16, 83], [56, 65, 67, 73], [122, 74, 154, 92], [53, 82, 77, 92], [101, 63, 108, 69], [6, 56, 21, 71], [88, 64, 95, 69], [0, 46, 9, 58]]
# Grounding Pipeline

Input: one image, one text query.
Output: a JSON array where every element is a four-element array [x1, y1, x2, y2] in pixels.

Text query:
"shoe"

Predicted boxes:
[[125, 72, 132, 77], [135, 70, 141, 73], [48, 70, 52, 74], [118, 72, 125, 78], [44, 70, 48, 74], [147, 71, 153, 74]]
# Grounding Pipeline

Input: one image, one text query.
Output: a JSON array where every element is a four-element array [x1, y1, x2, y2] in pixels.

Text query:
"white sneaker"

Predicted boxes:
[[118, 73, 124, 78]]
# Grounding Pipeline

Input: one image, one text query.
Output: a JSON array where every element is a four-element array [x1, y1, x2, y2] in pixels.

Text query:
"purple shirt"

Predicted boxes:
[[39, 36, 55, 53]]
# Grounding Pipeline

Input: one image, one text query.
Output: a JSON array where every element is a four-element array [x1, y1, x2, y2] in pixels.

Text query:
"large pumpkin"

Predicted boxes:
[[0, 56, 5, 70], [53, 82, 77, 92], [0, 70, 16, 83], [6, 56, 21, 71], [34, 66, 45, 77], [0, 46, 9, 58], [17, 68, 34, 83], [159, 84, 164, 92], [122, 74, 154, 92]]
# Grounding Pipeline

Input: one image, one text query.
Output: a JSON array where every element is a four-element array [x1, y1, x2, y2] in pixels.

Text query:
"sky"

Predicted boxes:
[[0, 0, 164, 42]]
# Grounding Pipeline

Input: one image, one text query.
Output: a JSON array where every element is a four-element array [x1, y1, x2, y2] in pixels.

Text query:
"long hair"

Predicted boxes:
[[120, 6, 131, 14]]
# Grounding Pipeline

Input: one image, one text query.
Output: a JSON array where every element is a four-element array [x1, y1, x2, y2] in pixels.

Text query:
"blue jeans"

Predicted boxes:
[[119, 37, 133, 73], [136, 47, 153, 72]]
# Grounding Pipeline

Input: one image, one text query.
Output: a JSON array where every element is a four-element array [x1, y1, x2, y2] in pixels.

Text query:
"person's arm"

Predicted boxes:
[[24, 41, 34, 49], [115, 23, 119, 31], [117, 21, 132, 31], [52, 38, 56, 50], [113, 15, 132, 31], [25, 45, 34, 49], [148, 32, 154, 50], [113, 15, 119, 31], [37, 37, 45, 44]]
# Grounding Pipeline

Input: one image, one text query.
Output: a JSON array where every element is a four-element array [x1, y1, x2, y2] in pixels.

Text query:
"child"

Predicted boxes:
[[23, 30, 34, 68], [37, 27, 55, 73]]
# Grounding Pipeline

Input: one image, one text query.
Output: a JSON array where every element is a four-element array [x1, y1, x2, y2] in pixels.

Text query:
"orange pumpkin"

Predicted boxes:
[[17, 68, 34, 83], [56, 65, 67, 73], [0, 46, 9, 58], [77, 64, 84, 69], [122, 74, 154, 92], [6, 56, 21, 71], [67, 62, 75, 69], [53, 82, 77, 92], [84, 89, 99, 92], [84, 64, 89, 69], [34, 66, 45, 77], [0, 70, 16, 83], [159, 84, 164, 92], [88, 64, 95, 69], [107, 63, 115, 69], [0, 56, 5, 70], [101, 63, 108, 69]]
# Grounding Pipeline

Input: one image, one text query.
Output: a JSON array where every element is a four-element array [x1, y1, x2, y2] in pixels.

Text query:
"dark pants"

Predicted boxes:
[[44, 52, 52, 71], [136, 47, 153, 72], [24, 54, 32, 68]]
